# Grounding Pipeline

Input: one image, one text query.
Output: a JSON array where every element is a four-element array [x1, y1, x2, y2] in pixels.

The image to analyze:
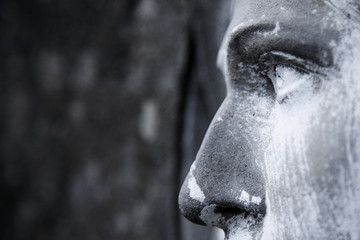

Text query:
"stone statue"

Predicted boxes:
[[179, 0, 360, 239]]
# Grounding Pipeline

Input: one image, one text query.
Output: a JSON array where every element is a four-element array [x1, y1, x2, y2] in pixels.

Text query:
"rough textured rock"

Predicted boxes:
[[0, 0, 228, 239]]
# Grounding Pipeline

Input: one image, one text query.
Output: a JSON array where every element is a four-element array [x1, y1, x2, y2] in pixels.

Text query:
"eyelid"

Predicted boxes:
[[271, 67, 309, 102], [258, 51, 325, 76], [258, 51, 325, 103]]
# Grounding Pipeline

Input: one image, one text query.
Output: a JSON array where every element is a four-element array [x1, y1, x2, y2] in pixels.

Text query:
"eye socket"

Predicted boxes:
[[258, 51, 322, 103], [266, 66, 321, 103]]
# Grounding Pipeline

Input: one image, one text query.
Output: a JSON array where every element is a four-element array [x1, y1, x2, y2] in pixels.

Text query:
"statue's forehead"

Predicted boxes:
[[216, 0, 355, 82], [217, 0, 337, 75], [230, 0, 360, 25], [230, 0, 328, 26]]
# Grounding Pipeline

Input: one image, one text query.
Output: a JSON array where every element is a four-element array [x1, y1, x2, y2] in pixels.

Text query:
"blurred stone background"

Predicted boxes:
[[0, 0, 228, 239]]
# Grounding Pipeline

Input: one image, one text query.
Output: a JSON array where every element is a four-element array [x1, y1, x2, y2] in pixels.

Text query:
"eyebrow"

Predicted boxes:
[[228, 22, 276, 45], [227, 22, 281, 65], [216, 22, 276, 76], [228, 21, 335, 70]]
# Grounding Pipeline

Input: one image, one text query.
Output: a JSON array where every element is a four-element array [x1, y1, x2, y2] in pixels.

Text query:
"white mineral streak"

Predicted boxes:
[[339, 27, 360, 240], [263, 22, 281, 37], [251, 196, 262, 204], [238, 190, 262, 206], [226, 214, 261, 240], [238, 190, 250, 204], [231, 20, 251, 34], [188, 162, 206, 202], [261, 62, 324, 239], [271, 66, 310, 100], [272, 22, 281, 35], [261, 26, 360, 239], [227, 228, 252, 240]]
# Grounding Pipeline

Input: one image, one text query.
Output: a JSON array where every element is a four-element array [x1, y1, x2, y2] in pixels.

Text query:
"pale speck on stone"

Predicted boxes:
[[329, 39, 337, 47], [263, 21, 281, 37], [188, 176, 206, 202], [273, 22, 281, 35], [251, 196, 262, 204], [238, 190, 250, 204]]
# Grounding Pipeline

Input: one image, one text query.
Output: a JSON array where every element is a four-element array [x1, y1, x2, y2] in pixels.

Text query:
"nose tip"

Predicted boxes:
[[179, 188, 266, 229], [178, 161, 266, 229], [178, 101, 268, 231]]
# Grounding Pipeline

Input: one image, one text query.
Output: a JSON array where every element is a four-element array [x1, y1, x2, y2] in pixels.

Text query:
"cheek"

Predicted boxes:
[[262, 87, 359, 237], [264, 89, 323, 174], [261, 102, 319, 237]]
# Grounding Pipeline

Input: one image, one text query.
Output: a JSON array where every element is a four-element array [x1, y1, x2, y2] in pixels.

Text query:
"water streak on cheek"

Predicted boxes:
[[262, 98, 321, 239], [261, 27, 360, 239]]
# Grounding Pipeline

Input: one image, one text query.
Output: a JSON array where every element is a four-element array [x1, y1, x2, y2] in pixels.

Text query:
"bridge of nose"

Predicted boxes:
[[179, 100, 267, 225]]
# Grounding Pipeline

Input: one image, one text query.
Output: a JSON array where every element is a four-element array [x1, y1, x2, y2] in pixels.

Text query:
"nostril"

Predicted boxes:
[[213, 206, 250, 228], [204, 205, 266, 240], [214, 206, 248, 218], [179, 169, 267, 228], [199, 204, 265, 229]]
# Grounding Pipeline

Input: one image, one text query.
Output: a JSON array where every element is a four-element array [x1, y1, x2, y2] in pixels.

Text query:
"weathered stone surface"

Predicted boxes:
[[180, 1, 360, 239]]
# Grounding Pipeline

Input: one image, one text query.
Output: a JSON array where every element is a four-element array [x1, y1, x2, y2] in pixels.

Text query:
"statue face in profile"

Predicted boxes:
[[179, 0, 360, 239]]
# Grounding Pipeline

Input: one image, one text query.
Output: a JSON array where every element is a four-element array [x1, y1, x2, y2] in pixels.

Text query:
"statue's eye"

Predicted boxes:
[[266, 66, 318, 103], [259, 51, 322, 103]]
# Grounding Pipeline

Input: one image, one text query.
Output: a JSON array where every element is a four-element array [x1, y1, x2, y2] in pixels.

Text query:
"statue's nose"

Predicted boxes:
[[178, 159, 266, 229], [178, 106, 266, 229]]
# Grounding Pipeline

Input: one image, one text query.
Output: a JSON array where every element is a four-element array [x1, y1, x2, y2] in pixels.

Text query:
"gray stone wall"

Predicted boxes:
[[0, 0, 228, 239]]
